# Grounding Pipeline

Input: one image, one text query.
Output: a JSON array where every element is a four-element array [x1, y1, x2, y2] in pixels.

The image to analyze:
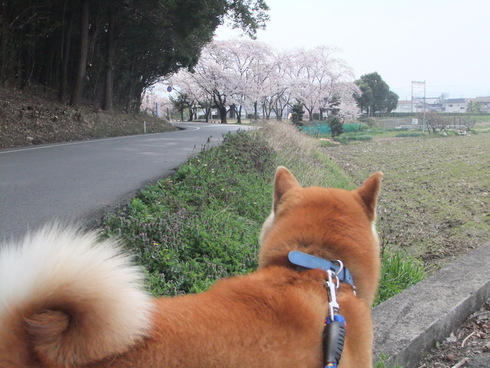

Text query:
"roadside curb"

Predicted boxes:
[[372, 241, 490, 367]]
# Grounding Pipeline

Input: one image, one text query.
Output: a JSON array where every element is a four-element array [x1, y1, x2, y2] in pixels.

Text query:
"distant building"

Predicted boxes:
[[393, 97, 442, 113], [392, 100, 413, 113], [393, 96, 490, 114], [468, 96, 490, 113], [442, 98, 467, 113]]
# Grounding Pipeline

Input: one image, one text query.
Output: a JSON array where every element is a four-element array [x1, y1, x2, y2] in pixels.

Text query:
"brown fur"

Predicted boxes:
[[0, 167, 382, 367]]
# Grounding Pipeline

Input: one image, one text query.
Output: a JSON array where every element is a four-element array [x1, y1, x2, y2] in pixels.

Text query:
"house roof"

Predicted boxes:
[[445, 98, 467, 104], [470, 96, 490, 103]]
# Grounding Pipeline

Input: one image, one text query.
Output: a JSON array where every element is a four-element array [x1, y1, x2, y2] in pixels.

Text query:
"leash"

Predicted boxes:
[[288, 251, 351, 368], [323, 269, 346, 368]]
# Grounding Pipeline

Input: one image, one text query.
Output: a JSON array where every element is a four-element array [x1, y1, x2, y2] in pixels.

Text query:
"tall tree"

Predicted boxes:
[[354, 72, 399, 116], [70, 0, 89, 106], [0, 0, 270, 112]]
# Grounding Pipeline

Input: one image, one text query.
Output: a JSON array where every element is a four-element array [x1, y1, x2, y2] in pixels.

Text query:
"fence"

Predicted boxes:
[[300, 123, 365, 136]]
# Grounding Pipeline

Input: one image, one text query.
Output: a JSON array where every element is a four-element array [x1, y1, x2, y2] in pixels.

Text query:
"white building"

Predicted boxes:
[[442, 98, 467, 113]]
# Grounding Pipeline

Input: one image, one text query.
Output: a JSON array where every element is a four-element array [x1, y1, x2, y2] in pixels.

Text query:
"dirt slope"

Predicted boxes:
[[0, 87, 175, 149]]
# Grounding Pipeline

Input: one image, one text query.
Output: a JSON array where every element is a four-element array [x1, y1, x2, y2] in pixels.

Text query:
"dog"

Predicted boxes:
[[0, 166, 382, 367]]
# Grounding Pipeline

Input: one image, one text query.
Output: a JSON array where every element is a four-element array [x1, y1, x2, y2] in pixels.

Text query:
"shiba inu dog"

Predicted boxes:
[[0, 166, 382, 367]]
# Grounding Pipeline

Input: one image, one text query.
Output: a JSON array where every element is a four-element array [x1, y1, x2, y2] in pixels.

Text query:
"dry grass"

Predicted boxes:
[[255, 121, 354, 189]]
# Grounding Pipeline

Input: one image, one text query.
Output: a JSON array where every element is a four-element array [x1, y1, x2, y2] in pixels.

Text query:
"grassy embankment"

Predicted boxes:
[[103, 121, 424, 304]]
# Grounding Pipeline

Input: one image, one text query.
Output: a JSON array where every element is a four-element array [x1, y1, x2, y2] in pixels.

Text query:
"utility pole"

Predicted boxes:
[[412, 81, 426, 131]]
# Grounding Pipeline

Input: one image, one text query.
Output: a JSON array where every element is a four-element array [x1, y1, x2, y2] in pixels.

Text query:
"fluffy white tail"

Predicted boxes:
[[0, 225, 153, 366]]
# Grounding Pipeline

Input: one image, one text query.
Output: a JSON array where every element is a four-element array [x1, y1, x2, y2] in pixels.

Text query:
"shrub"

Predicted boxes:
[[327, 116, 343, 137], [291, 103, 305, 127], [335, 134, 373, 144]]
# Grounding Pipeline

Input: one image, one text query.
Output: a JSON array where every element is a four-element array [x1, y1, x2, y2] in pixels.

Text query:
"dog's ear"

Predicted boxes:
[[273, 166, 301, 213], [356, 172, 383, 221]]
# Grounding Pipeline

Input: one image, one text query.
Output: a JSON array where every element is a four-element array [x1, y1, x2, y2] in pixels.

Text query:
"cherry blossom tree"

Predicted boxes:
[[287, 46, 359, 121], [151, 40, 360, 123], [168, 70, 213, 121], [220, 40, 271, 123]]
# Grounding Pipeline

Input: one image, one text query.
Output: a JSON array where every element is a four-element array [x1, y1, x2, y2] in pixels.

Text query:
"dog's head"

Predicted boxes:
[[258, 166, 382, 303]]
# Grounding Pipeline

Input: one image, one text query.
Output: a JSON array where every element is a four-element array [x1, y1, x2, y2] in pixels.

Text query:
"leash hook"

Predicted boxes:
[[323, 269, 346, 368], [325, 270, 340, 320]]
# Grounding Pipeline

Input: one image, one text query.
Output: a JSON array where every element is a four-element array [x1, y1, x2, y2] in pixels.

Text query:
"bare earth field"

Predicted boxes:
[[326, 133, 490, 272], [326, 133, 490, 367]]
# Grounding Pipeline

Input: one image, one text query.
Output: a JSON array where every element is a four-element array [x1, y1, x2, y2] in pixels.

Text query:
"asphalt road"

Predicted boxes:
[[0, 123, 250, 241]]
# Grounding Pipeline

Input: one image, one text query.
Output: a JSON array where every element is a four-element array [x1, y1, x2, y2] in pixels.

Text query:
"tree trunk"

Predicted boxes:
[[59, 0, 74, 103], [304, 105, 313, 121], [237, 105, 242, 123], [204, 103, 210, 122], [0, 1, 9, 84], [125, 49, 136, 111], [213, 92, 227, 124], [70, 0, 89, 106], [218, 105, 227, 124], [102, 6, 116, 111]]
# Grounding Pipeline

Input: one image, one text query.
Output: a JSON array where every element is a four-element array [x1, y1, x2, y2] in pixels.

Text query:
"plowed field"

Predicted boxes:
[[325, 133, 490, 272]]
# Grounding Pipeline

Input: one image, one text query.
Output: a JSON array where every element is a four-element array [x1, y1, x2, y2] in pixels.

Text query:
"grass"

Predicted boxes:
[[375, 252, 425, 305], [102, 121, 425, 305], [374, 354, 404, 368], [103, 131, 276, 295]]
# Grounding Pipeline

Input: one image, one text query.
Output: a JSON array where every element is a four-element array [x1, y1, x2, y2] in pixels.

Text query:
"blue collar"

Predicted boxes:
[[288, 251, 355, 288]]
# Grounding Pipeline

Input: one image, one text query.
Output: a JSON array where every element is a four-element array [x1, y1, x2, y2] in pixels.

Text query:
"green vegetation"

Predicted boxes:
[[335, 134, 373, 144], [374, 354, 404, 368], [375, 252, 425, 305], [103, 121, 425, 305], [327, 116, 344, 138], [1, 1, 269, 110], [394, 132, 426, 138], [103, 131, 276, 295], [301, 115, 490, 143], [291, 103, 305, 127], [355, 72, 399, 116]]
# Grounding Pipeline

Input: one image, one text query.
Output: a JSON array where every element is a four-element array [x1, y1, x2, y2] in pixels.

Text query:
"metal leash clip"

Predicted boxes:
[[325, 269, 340, 320], [323, 262, 347, 368]]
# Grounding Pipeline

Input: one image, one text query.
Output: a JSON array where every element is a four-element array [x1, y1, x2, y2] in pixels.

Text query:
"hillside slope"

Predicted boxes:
[[0, 87, 175, 149]]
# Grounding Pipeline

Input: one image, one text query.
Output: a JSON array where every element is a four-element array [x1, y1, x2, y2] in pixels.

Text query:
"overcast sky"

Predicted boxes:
[[215, 0, 490, 100]]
